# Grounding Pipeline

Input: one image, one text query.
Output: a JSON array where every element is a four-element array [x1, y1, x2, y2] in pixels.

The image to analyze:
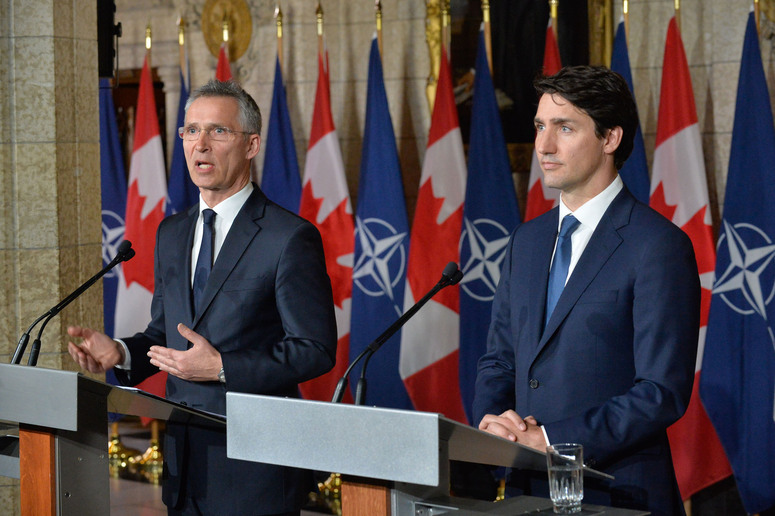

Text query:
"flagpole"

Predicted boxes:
[[755, 0, 760, 35], [177, 17, 186, 85], [316, 1, 324, 59], [275, 3, 283, 74], [375, 0, 383, 58], [222, 16, 230, 51], [675, 0, 681, 33], [623, 0, 629, 45], [549, 0, 559, 44], [482, 0, 492, 75], [442, 0, 450, 60], [145, 21, 152, 67]]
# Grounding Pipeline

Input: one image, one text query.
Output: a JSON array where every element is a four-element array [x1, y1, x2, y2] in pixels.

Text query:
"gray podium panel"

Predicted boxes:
[[226, 393, 612, 491], [0, 364, 82, 431], [227, 393, 444, 486]]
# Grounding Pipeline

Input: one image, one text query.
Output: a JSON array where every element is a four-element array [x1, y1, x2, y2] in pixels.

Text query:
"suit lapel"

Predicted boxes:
[[526, 211, 560, 351], [192, 188, 266, 327], [172, 205, 199, 324], [535, 189, 634, 356]]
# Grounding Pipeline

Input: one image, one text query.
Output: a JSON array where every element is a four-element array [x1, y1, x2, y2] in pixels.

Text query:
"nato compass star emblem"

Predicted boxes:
[[102, 210, 126, 278], [352, 217, 407, 316], [713, 219, 775, 344], [459, 217, 512, 302]]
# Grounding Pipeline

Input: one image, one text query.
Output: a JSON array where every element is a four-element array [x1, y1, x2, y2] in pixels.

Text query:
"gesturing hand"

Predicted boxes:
[[147, 323, 222, 382]]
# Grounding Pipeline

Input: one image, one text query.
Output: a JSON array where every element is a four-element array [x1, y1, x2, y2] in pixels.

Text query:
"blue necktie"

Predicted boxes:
[[545, 214, 580, 327], [193, 209, 216, 310]]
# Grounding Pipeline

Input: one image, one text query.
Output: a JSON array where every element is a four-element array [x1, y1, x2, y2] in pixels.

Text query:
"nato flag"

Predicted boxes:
[[261, 56, 302, 213], [610, 20, 650, 204], [349, 37, 412, 409], [459, 30, 520, 424], [700, 12, 775, 514]]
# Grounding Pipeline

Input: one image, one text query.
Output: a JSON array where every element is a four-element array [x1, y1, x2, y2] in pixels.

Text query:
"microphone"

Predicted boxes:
[[11, 240, 135, 366], [331, 261, 464, 404]]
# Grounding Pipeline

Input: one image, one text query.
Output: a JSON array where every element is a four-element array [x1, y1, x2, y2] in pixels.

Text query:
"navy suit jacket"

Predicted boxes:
[[116, 186, 337, 514], [473, 187, 700, 515]]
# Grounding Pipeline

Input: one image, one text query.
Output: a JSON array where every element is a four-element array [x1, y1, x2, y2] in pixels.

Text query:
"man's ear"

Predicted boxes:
[[603, 126, 623, 155], [246, 134, 261, 160]]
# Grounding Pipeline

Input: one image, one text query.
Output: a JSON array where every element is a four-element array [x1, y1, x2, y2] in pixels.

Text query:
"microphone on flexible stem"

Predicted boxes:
[[331, 261, 464, 404], [10, 240, 135, 366]]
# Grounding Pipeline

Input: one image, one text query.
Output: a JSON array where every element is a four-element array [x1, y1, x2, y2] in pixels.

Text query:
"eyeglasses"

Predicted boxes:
[[178, 125, 253, 141]]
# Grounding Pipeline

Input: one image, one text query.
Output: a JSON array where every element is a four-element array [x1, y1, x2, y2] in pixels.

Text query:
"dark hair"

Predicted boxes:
[[534, 66, 638, 170], [186, 79, 262, 136]]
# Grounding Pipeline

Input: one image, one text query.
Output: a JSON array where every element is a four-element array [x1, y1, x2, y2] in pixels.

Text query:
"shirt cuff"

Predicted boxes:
[[113, 338, 131, 369], [541, 425, 550, 448]]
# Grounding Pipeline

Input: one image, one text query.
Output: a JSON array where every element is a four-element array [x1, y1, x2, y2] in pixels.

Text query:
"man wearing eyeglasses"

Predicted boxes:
[[67, 79, 337, 516]]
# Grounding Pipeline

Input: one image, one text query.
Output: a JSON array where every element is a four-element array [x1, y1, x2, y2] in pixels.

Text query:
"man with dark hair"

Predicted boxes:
[[68, 79, 337, 515], [473, 66, 700, 515]]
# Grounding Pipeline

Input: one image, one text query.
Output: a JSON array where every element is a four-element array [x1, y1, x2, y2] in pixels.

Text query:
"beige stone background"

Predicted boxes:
[[1, 0, 773, 512]]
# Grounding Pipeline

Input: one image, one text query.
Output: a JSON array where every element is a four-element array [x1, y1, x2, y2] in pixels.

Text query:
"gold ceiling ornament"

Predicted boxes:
[[201, 0, 252, 62], [425, 0, 442, 113], [762, 0, 775, 26]]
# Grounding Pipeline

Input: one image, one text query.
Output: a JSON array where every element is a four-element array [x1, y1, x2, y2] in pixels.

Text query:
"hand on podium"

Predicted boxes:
[[478, 410, 548, 451]]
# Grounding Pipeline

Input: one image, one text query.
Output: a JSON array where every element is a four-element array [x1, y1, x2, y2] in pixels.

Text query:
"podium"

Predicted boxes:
[[0, 363, 224, 515], [226, 393, 642, 516]]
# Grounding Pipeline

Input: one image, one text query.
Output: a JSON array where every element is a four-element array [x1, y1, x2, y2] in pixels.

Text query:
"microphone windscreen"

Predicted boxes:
[[442, 261, 459, 280], [117, 239, 132, 254]]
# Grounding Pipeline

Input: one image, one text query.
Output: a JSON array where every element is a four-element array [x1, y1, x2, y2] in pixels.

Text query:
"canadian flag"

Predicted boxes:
[[524, 21, 562, 221], [298, 51, 355, 402], [399, 46, 467, 423], [215, 42, 232, 81], [117, 54, 168, 399], [651, 17, 731, 499]]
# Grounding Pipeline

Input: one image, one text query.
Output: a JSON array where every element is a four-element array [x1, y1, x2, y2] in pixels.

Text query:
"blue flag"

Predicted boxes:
[[700, 12, 775, 514], [610, 19, 650, 204], [459, 30, 521, 424], [261, 56, 301, 213], [99, 78, 127, 339], [167, 64, 199, 215], [349, 37, 412, 409]]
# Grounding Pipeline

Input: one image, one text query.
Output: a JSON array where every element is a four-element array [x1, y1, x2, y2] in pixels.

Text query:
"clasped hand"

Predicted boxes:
[[478, 410, 548, 451]]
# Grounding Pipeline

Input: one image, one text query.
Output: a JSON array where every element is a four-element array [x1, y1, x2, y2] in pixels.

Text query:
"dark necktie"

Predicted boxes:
[[545, 214, 580, 327], [193, 209, 216, 310]]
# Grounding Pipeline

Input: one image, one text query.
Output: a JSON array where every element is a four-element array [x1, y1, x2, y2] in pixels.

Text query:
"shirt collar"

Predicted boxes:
[[198, 182, 253, 223], [558, 175, 623, 230]]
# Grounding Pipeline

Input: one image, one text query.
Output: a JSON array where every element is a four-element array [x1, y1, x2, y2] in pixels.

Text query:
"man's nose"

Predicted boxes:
[[194, 130, 211, 149], [535, 130, 555, 155]]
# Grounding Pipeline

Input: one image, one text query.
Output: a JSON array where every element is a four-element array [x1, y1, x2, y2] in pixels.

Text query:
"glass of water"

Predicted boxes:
[[546, 443, 583, 514]]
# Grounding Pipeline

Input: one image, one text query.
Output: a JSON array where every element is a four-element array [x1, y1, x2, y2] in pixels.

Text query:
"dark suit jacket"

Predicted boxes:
[[116, 186, 337, 514], [473, 187, 700, 516]]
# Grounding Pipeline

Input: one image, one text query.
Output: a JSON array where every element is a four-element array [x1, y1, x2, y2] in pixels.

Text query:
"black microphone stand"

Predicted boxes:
[[331, 261, 464, 404], [11, 240, 135, 366]]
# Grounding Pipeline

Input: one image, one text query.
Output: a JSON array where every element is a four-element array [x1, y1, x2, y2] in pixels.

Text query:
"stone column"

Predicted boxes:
[[0, 0, 102, 507]]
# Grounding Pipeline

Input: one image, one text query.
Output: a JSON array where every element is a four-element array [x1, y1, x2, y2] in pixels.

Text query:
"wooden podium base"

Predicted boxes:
[[341, 477, 391, 516], [19, 427, 56, 516]]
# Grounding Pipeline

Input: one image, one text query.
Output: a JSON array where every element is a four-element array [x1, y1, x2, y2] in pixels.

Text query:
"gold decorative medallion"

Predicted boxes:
[[201, 0, 253, 62], [763, 0, 775, 25]]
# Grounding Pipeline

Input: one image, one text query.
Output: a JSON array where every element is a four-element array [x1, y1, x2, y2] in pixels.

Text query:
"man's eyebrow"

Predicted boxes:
[[534, 117, 577, 125]]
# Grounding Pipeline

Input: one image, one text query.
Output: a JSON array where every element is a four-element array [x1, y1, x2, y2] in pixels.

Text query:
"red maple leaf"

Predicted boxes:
[[407, 180, 463, 313], [123, 181, 164, 292], [649, 182, 678, 222], [681, 206, 715, 275], [524, 181, 557, 221], [299, 183, 354, 308]]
